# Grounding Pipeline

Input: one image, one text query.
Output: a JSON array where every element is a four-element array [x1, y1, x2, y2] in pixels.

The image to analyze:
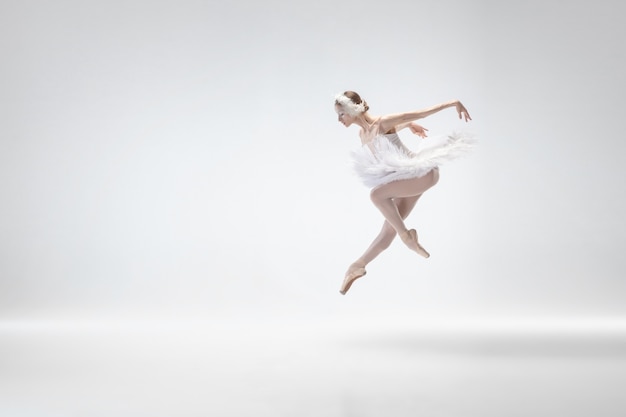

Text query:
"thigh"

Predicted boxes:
[[371, 169, 438, 200]]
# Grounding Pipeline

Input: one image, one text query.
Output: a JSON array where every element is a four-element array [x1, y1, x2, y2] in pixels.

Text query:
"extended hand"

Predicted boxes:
[[409, 123, 429, 138], [455, 101, 472, 122]]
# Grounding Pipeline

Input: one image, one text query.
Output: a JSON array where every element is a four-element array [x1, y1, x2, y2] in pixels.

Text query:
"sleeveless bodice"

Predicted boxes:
[[363, 133, 415, 158]]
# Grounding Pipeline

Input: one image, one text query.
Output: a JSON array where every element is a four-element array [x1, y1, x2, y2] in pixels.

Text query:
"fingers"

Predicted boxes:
[[455, 101, 472, 122], [459, 106, 472, 122]]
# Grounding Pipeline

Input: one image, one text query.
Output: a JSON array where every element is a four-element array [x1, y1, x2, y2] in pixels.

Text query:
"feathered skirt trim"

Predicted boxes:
[[350, 132, 475, 188]]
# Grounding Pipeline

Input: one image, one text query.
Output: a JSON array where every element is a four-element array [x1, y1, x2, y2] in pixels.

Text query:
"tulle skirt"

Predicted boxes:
[[351, 131, 475, 188]]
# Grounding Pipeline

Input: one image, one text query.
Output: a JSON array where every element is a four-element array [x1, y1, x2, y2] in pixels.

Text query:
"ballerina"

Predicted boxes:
[[335, 91, 473, 295]]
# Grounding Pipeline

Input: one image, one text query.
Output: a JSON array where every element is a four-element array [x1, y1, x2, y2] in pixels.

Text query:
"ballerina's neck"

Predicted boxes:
[[359, 117, 383, 142]]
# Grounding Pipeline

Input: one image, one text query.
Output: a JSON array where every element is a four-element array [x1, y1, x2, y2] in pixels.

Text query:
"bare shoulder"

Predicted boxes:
[[379, 113, 403, 133]]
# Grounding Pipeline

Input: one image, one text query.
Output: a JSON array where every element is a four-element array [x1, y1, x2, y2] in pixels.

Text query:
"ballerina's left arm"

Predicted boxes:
[[379, 100, 471, 133], [393, 122, 429, 138]]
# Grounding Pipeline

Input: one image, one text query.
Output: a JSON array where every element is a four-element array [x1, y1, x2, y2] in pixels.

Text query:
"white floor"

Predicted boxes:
[[1, 316, 625, 417]]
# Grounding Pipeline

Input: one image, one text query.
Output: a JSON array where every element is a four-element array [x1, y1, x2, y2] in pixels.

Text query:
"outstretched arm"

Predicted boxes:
[[380, 100, 471, 132]]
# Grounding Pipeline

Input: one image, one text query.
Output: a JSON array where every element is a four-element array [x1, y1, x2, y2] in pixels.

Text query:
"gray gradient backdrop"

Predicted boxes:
[[1, 0, 625, 322]]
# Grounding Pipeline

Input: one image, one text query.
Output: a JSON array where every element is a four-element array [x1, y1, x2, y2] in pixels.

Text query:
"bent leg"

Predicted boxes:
[[369, 169, 439, 235]]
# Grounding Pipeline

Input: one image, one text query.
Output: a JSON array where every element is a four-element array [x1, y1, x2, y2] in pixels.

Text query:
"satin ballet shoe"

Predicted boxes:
[[340, 267, 367, 295], [401, 229, 430, 258]]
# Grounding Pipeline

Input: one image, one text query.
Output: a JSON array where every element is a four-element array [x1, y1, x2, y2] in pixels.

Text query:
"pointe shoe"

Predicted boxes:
[[401, 229, 430, 258], [339, 267, 366, 295]]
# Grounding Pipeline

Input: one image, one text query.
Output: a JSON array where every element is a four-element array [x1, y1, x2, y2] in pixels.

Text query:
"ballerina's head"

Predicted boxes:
[[335, 91, 369, 127]]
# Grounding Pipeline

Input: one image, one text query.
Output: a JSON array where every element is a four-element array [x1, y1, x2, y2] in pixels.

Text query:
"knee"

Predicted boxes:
[[369, 188, 378, 203], [369, 187, 384, 204]]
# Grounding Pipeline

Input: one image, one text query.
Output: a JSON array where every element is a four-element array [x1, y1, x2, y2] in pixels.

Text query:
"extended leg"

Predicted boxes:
[[340, 195, 421, 295]]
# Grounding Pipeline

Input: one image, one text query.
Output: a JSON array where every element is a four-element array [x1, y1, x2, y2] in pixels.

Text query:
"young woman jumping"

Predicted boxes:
[[335, 91, 473, 295]]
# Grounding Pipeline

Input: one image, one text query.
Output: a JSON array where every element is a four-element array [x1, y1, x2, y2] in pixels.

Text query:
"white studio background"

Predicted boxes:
[[1, 0, 624, 323]]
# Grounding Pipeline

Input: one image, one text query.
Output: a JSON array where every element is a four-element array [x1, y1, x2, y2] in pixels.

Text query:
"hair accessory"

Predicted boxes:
[[334, 93, 366, 116]]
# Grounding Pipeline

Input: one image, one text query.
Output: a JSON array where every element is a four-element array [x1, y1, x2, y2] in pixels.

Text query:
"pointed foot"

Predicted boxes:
[[340, 267, 367, 295], [402, 229, 430, 258]]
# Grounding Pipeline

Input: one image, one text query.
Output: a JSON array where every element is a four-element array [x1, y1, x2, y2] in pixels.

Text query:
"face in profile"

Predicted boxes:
[[335, 104, 355, 127]]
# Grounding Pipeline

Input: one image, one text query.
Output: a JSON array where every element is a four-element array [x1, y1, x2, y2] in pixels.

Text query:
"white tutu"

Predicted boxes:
[[351, 131, 475, 188]]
